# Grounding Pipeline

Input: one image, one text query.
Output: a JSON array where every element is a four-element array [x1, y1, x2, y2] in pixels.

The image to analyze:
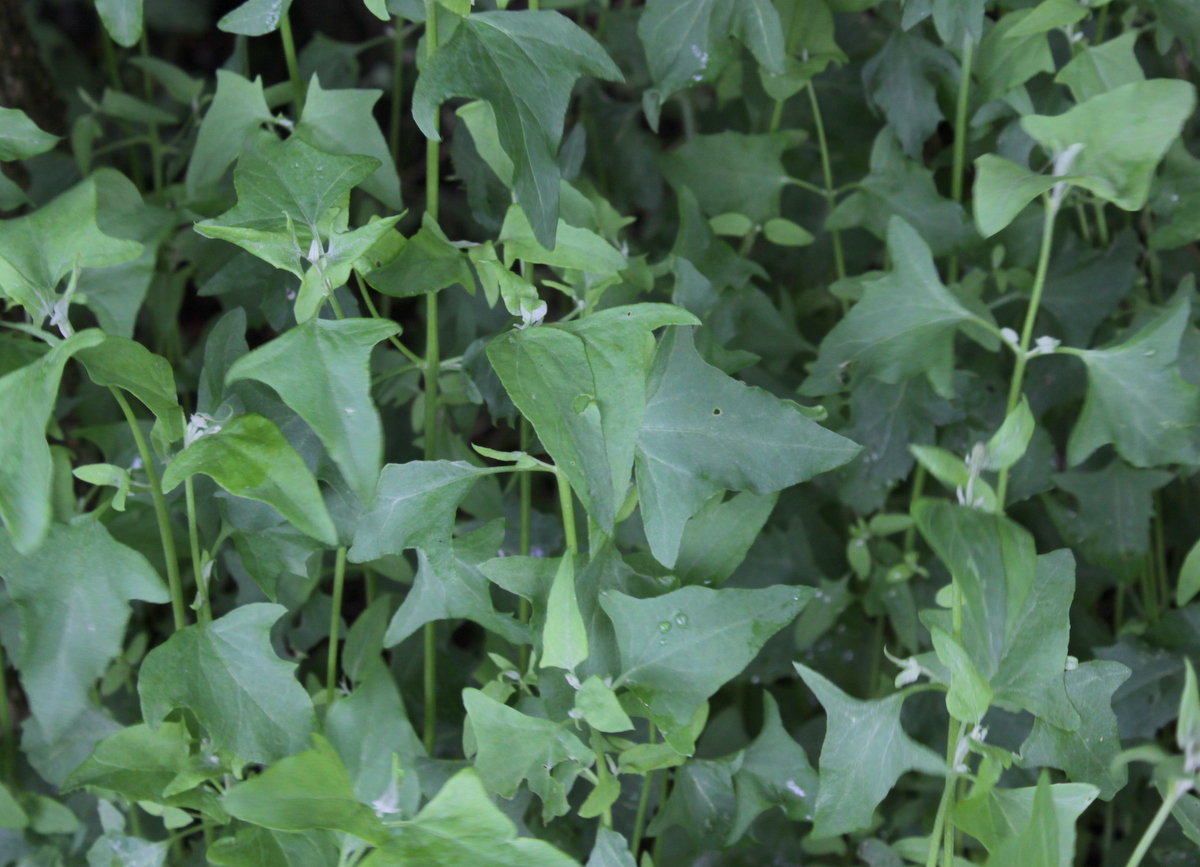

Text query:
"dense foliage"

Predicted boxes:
[[1, 0, 1200, 864]]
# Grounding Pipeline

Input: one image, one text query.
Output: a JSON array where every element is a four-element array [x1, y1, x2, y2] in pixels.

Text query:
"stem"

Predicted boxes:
[[925, 720, 963, 867], [996, 196, 1056, 506], [1153, 492, 1168, 611], [279, 11, 305, 116], [903, 464, 927, 552], [355, 273, 423, 364], [807, 81, 845, 282], [139, 31, 164, 192], [326, 546, 348, 711], [184, 477, 211, 624], [518, 416, 533, 670], [111, 388, 186, 631], [421, 0, 442, 759], [0, 645, 11, 784], [768, 98, 784, 133], [389, 18, 406, 168], [947, 36, 974, 284], [630, 724, 657, 854], [1125, 780, 1191, 867], [557, 471, 579, 556], [1093, 201, 1110, 246]]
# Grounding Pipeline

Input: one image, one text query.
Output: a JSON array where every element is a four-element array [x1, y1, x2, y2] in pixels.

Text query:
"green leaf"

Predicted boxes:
[[161, 414, 338, 546], [412, 11, 621, 249], [575, 675, 633, 733], [208, 826, 340, 867], [794, 663, 944, 838], [1055, 31, 1144, 104], [1022, 80, 1197, 211], [639, 0, 785, 130], [930, 626, 993, 725], [77, 336, 185, 445], [295, 216, 402, 322], [226, 317, 400, 506], [488, 304, 697, 531], [972, 155, 1063, 238], [296, 76, 402, 211], [673, 491, 777, 585], [803, 217, 990, 399], [223, 735, 389, 845], [826, 129, 973, 258], [186, 71, 274, 196], [0, 329, 103, 554], [586, 828, 636, 867], [72, 463, 131, 511], [0, 517, 167, 742], [762, 217, 813, 247], [219, 0, 295, 36], [463, 688, 590, 820], [862, 32, 956, 160], [1020, 661, 1130, 800], [661, 131, 803, 224], [915, 500, 1080, 729], [974, 9, 1054, 105], [350, 460, 492, 563], [1063, 293, 1200, 467], [66, 722, 191, 803], [139, 603, 316, 764], [377, 521, 526, 646], [1048, 461, 1172, 581], [542, 554, 588, 672], [1006, 0, 1086, 37], [637, 326, 859, 566], [602, 585, 810, 744], [983, 396, 1035, 471], [708, 213, 755, 237], [1178, 539, 1200, 608], [0, 783, 26, 830], [0, 178, 142, 322], [954, 780, 1096, 867], [0, 106, 59, 161], [647, 753, 740, 847], [360, 769, 580, 867], [727, 692, 818, 844], [498, 205, 626, 274], [363, 217, 475, 299], [128, 57, 204, 105]]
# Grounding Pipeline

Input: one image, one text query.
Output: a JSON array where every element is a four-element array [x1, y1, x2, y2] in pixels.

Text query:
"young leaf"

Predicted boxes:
[[637, 326, 860, 567], [727, 692, 818, 844], [411, 11, 622, 249], [1022, 80, 1197, 211], [349, 460, 493, 564], [982, 396, 1035, 471], [364, 218, 476, 299], [0, 517, 167, 742], [953, 781, 1097, 867], [1063, 293, 1200, 467], [72, 463, 131, 511], [972, 155, 1064, 238], [915, 500, 1080, 729], [0, 106, 59, 161], [638, 0, 785, 130], [542, 554, 588, 672], [1178, 539, 1200, 608], [498, 205, 626, 274], [1179, 659, 1200, 761], [223, 735, 390, 845], [360, 769, 579, 867], [226, 317, 400, 506], [65, 722, 192, 803], [488, 304, 698, 532], [139, 603, 316, 764], [575, 675, 633, 733], [1020, 661, 1131, 800], [0, 329, 104, 554], [661, 131, 803, 224], [219, 0, 294, 36], [1055, 31, 1144, 104], [586, 828, 636, 867], [794, 663, 944, 838], [802, 217, 990, 398], [295, 76, 402, 211], [930, 626, 993, 725], [186, 71, 274, 196], [0, 179, 142, 322], [462, 688, 590, 820], [77, 336, 185, 445], [602, 585, 810, 744], [161, 413, 338, 546], [973, 8, 1054, 104]]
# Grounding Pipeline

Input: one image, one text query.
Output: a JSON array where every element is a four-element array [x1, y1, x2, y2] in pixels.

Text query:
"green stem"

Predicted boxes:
[[768, 98, 784, 133], [139, 32, 164, 192], [947, 36, 974, 284], [389, 17, 406, 168], [111, 387, 186, 631], [421, 0, 442, 758], [996, 195, 1056, 506], [903, 464, 927, 552], [1093, 201, 1109, 246], [0, 645, 11, 785], [184, 477, 211, 624], [518, 416, 533, 670], [1125, 780, 1190, 867], [925, 720, 963, 867], [807, 81, 845, 282], [279, 12, 305, 116], [557, 470, 578, 556], [356, 273, 423, 364], [631, 724, 657, 854], [326, 546, 348, 711]]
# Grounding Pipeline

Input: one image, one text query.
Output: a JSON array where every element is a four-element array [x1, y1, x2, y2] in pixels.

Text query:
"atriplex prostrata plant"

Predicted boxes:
[[1, 0, 1200, 864]]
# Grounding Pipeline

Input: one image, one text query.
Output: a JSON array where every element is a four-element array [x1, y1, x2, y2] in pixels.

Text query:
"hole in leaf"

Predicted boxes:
[[712, 408, 722, 416]]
